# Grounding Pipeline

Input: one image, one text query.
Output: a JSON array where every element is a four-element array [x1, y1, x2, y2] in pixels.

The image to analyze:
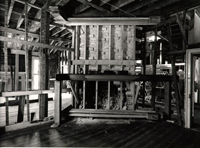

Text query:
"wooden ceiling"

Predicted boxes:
[[0, 0, 200, 54]]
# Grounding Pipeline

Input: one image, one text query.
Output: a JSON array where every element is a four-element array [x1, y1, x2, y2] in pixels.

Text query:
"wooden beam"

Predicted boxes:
[[83, 25, 87, 109], [77, 0, 114, 14], [0, 26, 71, 42], [66, 17, 160, 26], [25, 1, 30, 121], [125, 0, 159, 13], [0, 36, 74, 52], [74, 0, 111, 14], [164, 82, 171, 120], [108, 25, 112, 109], [52, 81, 61, 127], [131, 0, 181, 16], [56, 74, 175, 82], [15, 0, 41, 10], [166, 23, 182, 124], [17, 0, 37, 28], [110, 0, 136, 12], [176, 13, 187, 45], [7, 0, 15, 25], [95, 25, 99, 109], [39, 1, 50, 120]]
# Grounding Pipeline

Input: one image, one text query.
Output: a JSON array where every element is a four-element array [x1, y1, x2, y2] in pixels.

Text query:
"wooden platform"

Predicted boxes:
[[0, 121, 200, 147]]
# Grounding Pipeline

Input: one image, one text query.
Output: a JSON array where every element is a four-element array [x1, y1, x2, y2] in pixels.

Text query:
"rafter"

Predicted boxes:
[[7, 0, 15, 25], [75, 0, 111, 14], [0, 36, 74, 52], [17, 0, 36, 29], [110, 0, 136, 12], [76, 0, 114, 15], [0, 26, 71, 42], [132, 0, 181, 16], [15, 0, 41, 10], [125, 0, 159, 13]]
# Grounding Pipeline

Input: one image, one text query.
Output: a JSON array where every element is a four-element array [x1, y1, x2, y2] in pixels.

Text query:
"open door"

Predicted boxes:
[[185, 48, 200, 128]]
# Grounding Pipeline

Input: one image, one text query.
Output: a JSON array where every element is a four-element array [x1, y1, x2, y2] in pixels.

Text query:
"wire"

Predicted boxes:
[[100, 0, 136, 17]]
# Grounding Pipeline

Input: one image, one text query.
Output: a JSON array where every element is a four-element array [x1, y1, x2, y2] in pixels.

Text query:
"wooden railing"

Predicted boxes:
[[53, 74, 174, 127]]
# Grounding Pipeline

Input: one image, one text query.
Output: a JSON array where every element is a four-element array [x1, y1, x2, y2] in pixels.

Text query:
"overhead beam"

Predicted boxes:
[[0, 26, 71, 42], [7, 0, 15, 25], [21, 15, 74, 30], [125, 0, 159, 13], [56, 74, 175, 82], [132, 0, 181, 16], [77, 0, 114, 14], [110, 0, 136, 12], [0, 36, 74, 52], [17, 0, 37, 28], [15, 0, 41, 10], [65, 17, 160, 26], [75, 0, 111, 14]]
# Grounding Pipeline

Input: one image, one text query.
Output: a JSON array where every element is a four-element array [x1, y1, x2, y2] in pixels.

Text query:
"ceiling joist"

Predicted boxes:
[[0, 36, 74, 52]]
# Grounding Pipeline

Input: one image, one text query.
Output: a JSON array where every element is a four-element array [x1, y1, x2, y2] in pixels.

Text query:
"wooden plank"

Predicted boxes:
[[39, 2, 50, 120], [52, 81, 62, 127], [17, 96, 25, 123], [164, 82, 171, 120], [56, 74, 174, 82], [0, 36, 74, 52], [73, 60, 135, 65], [152, 29, 157, 110], [110, 0, 136, 12], [66, 17, 160, 26], [176, 13, 187, 45], [83, 25, 87, 109], [15, 54, 19, 91], [125, 0, 159, 13], [132, 0, 181, 15], [107, 25, 112, 110], [74, 0, 111, 14], [95, 25, 99, 109], [0, 26, 71, 42], [25, 2, 30, 121], [132, 26, 136, 110], [142, 30, 147, 107], [17, 0, 37, 28], [77, 0, 114, 14], [7, 0, 15, 25], [166, 23, 182, 124], [15, 0, 41, 10]]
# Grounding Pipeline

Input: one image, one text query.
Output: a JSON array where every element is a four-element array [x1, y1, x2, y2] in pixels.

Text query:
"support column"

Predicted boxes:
[[39, 1, 50, 119]]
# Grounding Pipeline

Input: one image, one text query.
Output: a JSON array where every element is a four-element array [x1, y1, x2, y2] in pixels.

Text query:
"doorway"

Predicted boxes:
[[185, 48, 200, 128], [29, 57, 39, 100]]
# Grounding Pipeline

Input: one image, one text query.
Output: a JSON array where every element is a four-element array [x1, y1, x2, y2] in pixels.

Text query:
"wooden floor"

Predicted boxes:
[[0, 121, 200, 147]]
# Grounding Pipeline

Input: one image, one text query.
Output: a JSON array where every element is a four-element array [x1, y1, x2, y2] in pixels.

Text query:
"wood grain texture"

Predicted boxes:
[[1, 122, 200, 147]]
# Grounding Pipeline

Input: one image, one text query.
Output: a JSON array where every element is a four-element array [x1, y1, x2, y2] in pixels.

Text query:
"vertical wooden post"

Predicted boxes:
[[53, 80, 62, 127], [95, 25, 99, 109], [108, 25, 112, 109], [17, 74, 25, 123], [71, 28, 76, 108], [15, 54, 19, 91], [39, 1, 50, 119], [120, 25, 124, 110], [25, 1, 30, 121], [4, 0, 9, 126], [152, 28, 157, 110], [164, 82, 171, 120], [167, 23, 182, 124], [131, 26, 136, 110], [142, 30, 147, 108], [83, 25, 87, 109]]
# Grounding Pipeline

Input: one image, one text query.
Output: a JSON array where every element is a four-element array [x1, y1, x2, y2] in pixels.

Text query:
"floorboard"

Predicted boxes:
[[0, 121, 200, 147]]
